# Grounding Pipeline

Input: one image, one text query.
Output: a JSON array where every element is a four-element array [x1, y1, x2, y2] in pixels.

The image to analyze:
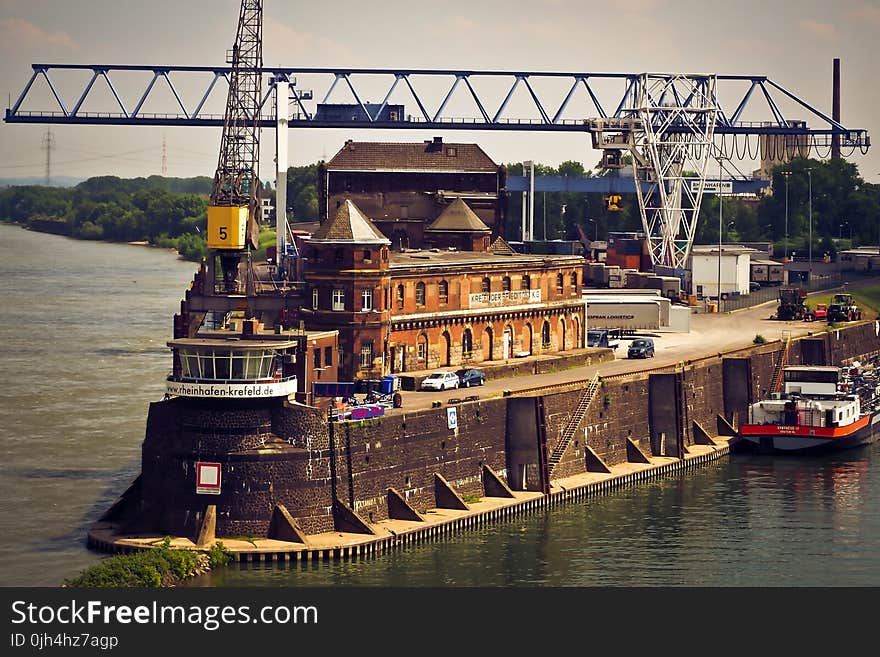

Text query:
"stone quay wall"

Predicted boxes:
[[129, 321, 880, 540]]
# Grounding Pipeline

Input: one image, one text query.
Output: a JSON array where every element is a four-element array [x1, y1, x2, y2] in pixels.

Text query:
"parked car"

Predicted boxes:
[[455, 368, 486, 387], [749, 281, 761, 291], [627, 338, 655, 359], [419, 371, 460, 391]]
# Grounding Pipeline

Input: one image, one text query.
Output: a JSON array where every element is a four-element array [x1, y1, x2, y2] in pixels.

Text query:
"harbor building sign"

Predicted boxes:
[[469, 289, 541, 308], [166, 379, 297, 398]]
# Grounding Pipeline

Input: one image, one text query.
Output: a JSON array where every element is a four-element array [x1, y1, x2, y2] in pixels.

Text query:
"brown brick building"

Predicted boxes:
[[318, 137, 507, 247], [302, 198, 586, 381]]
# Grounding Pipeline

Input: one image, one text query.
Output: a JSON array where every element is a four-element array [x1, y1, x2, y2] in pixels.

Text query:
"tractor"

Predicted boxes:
[[826, 293, 861, 323], [775, 287, 809, 321]]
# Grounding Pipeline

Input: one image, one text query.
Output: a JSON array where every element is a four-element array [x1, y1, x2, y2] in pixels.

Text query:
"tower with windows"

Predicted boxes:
[[303, 199, 392, 381]]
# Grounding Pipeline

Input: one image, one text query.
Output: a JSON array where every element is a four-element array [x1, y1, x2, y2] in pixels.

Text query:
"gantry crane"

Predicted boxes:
[[4, 8, 870, 272], [207, 0, 263, 294]]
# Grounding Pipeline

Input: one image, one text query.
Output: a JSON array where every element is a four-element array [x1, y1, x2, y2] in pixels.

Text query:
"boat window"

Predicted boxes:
[[783, 369, 839, 384]]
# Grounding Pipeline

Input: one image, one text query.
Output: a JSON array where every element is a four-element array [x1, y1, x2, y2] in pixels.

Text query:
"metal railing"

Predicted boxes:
[[720, 274, 842, 312]]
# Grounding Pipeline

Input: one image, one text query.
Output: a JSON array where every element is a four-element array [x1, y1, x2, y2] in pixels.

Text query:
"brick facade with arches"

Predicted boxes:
[[302, 198, 586, 381]]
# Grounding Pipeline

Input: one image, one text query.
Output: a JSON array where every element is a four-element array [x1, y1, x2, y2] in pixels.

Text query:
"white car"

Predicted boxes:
[[419, 371, 460, 391]]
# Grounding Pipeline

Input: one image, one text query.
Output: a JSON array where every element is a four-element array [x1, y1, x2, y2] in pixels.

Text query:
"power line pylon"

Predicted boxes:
[[41, 128, 55, 186]]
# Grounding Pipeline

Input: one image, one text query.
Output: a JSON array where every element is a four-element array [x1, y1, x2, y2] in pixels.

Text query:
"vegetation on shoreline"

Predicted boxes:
[[63, 538, 231, 588], [3, 156, 878, 260]]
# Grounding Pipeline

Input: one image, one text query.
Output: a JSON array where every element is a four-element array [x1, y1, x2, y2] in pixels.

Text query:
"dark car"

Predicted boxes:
[[627, 338, 655, 359], [455, 368, 486, 387]]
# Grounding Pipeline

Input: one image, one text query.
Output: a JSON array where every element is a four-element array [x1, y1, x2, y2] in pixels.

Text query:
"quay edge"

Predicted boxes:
[[87, 320, 880, 561]]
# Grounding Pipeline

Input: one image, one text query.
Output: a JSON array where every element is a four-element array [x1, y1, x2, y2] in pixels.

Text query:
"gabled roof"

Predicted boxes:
[[311, 199, 390, 244], [326, 139, 498, 172], [490, 237, 517, 255], [426, 198, 490, 232]]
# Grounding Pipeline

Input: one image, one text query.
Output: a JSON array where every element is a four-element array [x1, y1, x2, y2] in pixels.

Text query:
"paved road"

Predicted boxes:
[[389, 280, 878, 413]]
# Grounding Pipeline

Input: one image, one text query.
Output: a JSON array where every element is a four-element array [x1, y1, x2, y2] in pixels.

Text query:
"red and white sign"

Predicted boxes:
[[196, 461, 222, 495]]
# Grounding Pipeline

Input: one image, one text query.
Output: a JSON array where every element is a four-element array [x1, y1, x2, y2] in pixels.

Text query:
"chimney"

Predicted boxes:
[[426, 136, 443, 152]]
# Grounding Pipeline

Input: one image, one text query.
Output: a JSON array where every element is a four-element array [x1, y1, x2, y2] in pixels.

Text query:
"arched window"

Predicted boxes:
[[438, 280, 449, 304], [481, 277, 491, 293], [502, 276, 511, 292], [522, 274, 531, 290], [417, 333, 428, 362], [396, 284, 405, 309], [416, 282, 426, 306], [570, 271, 579, 291], [312, 288, 318, 310], [542, 321, 551, 348], [556, 273, 564, 294], [359, 341, 373, 369], [462, 328, 473, 357]]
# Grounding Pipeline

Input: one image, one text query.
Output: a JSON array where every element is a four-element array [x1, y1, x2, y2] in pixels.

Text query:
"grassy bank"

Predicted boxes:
[[64, 539, 231, 588], [807, 285, 880, 320]]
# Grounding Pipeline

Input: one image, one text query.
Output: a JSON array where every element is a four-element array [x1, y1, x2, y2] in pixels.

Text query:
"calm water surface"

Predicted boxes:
[[1, 223, 878, 587]]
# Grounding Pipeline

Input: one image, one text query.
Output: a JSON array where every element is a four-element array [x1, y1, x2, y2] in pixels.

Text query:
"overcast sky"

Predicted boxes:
[[1, 0, 878, 186]]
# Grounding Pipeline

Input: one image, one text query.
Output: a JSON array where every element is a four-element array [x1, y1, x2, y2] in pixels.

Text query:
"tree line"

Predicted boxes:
[[503, 157, 880, 259], [2, 157, 878, 262]]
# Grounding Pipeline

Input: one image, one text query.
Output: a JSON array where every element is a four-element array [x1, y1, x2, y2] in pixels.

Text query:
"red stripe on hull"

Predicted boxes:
[[739, 414, 869, 439]]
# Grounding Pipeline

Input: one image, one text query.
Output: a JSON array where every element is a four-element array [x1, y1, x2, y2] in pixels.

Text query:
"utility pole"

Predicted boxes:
[[161, 133, 167, 175], [781, 170, 792, 265], [806, 167, 812, 280], [717, 155, 727, 311], [41, 128, 55, 186]]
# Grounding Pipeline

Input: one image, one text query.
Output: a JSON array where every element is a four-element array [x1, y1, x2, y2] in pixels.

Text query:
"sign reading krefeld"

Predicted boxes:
[[196, 461, 222, 495]]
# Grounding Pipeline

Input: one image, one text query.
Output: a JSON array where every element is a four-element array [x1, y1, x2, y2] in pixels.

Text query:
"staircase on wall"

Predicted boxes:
[[771, 331, 793, 394], [547, 374, 601, 477]]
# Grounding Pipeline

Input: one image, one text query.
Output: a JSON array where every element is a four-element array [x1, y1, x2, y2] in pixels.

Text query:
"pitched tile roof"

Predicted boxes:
[[490, 237, 517, 255], [426, 198, 490, 232], [326, 139, 498, 172], [311, 199, 390, 244]]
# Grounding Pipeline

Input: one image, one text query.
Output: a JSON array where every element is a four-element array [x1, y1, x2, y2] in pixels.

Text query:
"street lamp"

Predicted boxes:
[[717, 156, 727, 311], [806, 167, 812, 280], [781, 170, 792, 263]]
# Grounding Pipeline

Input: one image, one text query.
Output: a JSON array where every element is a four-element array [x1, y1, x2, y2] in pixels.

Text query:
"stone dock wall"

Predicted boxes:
[[93, 321, 880, 556]]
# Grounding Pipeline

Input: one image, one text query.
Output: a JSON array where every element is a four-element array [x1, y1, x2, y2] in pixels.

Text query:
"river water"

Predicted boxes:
[[2, 223, 879, 588]]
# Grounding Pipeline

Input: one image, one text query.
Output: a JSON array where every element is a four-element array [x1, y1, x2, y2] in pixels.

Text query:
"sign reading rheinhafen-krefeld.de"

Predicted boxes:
[[196, 461, 222, 495]]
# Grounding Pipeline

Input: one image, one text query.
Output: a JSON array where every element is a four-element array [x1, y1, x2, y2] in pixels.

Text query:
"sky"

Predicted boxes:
[[1, 0, 878, 186]]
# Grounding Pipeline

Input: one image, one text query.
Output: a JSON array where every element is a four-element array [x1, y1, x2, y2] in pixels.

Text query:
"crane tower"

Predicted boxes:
[[207, 0, 263, 293]]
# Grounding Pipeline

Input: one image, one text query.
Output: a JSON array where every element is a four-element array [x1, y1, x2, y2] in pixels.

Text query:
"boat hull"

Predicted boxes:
[[736, 412, 880, 455]]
